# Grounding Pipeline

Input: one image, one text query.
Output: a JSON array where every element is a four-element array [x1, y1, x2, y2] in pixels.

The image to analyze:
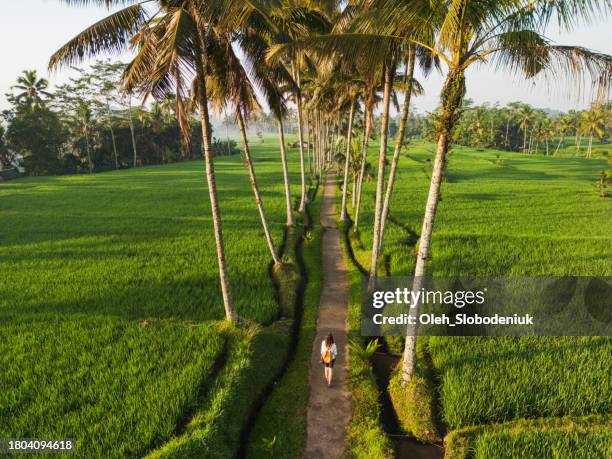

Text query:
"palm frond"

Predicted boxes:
[[49, 3, 148, 70]]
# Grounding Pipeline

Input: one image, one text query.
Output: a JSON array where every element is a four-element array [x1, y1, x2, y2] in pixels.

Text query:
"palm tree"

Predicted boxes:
[[75, 100, 94, 174], [340, 96, 357, 220], [50, 1, 237, 321], [100, 80, 120, 169], [11, 70, 52, 110], [378, 44, 424, 254], [580, 106, 606, 158], [368, 60, 396, 288], [205, 30, 282, 265], [358, 0, 612, 382], [515, 104, 534, 153], [539, 116, 554, 155], [554, 115, 573, 155]]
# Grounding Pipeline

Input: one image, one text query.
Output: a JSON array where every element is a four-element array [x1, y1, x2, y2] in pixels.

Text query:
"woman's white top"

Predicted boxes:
[[321, 341, 338, 359]]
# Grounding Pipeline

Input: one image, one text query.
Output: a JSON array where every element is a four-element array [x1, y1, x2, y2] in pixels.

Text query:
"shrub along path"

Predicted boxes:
[[304, 171, 351, 458]]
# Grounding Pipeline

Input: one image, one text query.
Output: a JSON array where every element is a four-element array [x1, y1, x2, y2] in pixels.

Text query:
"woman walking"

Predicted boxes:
[[320, 333, 338, 387]]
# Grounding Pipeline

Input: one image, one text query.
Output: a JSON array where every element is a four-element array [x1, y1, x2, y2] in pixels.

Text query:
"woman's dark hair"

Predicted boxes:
[[325, 333, 334, 347]]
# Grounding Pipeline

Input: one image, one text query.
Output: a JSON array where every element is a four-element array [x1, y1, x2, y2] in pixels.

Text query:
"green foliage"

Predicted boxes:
[[429, 336, 612, 430], [445, 416, 612, 459], [388, 338, 440, 442], [0, 146, 302, 324], [338, 215, 393, 459], [0, 314, 225, 458], [4, 106, 68, 175], [147, 322, 292, 459], [355, 140, 612, 452], [348, 338, 379, 361], [211, 138, 240, 156], [0, 140, 304, 457]]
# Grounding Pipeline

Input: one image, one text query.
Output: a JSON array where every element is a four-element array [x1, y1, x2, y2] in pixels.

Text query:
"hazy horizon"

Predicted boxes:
[[1, 1, 611, 115]]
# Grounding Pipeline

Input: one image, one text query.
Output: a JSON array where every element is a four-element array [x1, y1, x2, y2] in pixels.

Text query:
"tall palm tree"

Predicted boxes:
[[378, 44, 425, 254], [205, 30, 282, 265], [353, 73, 380, 232], [539, 116, 554, 155], [515, 104, 534, 152], [50, 1, 237, 322], [11, 70, 52, 110], [580, 106, 606, 158], [554, 115, 573, 155], [368, 59, 396, 288]]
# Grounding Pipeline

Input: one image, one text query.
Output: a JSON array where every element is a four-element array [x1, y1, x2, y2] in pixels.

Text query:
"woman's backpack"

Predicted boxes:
[[323, 345, 333, 364]]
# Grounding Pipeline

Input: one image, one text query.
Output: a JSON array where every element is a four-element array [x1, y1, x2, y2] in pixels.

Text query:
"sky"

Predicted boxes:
[[1, 0, 611, 114]]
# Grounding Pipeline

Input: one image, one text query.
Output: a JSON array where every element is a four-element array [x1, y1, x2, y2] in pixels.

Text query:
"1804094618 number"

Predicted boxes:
[[0, 439, 75, 454]]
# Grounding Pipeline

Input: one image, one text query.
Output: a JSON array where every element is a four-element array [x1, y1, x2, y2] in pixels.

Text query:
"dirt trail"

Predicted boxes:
[[303, 172, 351, 459]]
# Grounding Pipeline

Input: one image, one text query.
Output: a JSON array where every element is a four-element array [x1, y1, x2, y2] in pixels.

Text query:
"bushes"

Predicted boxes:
[[211, 138, 240, 156], [346, 345, 394, 459], [388, 338, 440, 443]]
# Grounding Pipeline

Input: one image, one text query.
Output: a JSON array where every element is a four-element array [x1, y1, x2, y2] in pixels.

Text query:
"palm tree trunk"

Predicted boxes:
[[379, 46, 415, 254], [105, 98, 119, 170], [402, 69, 466, 384], [237, 108, 281, 265], [195, 28, 234, 322], [340, 98, 356, 221], [278, 117, 296, 226], [588, 133, 593, 158], [84, 126, 93, 174], [127, 99, 138, 167], [523, 127, 527, 152], [313, 110, 319, 177], [505, 117, 510, 149], [306, 109, 312, 176], [554, 135, 564, 155], [354, 105, 372, 232], [368, 62, 395, 287], [293, 63, 308, 212]]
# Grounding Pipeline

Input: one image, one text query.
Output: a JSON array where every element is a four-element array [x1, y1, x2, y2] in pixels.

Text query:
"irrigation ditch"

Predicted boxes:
[[237, 179, 320, 457]]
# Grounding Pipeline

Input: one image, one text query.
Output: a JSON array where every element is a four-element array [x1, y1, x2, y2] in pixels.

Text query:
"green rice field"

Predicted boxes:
[[349, 140, 612, 455], [0, 138, 303, 457]]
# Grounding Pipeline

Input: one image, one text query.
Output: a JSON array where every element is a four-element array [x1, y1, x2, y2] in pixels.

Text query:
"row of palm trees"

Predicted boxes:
[[52, 0, 612, 383]]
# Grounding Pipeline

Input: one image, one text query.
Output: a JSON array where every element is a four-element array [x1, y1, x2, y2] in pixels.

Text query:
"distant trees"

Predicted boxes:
[[8, 70, 52, 111], [4, 104, 68, 176], [417, 100, 611, 157], [2, 64, 244, 177], [580, 107, 606, 159]]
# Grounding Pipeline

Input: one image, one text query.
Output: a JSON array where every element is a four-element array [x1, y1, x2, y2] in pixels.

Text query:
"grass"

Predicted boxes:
[[146, 321, 292, 459], [1, 315, 224, 458], [445, 415, 612, 459], [337, 184, 394, 459], [0, 137, 306, 457], [1, 144, 301, 323], [388, 337, 440, 443], [347, 140, 612, 455], [429, 336, 611, 431], [245, 183, 323, 458]]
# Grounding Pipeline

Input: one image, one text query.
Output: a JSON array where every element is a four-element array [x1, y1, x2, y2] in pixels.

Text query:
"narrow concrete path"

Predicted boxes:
[[303, 172, 351, 459]]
